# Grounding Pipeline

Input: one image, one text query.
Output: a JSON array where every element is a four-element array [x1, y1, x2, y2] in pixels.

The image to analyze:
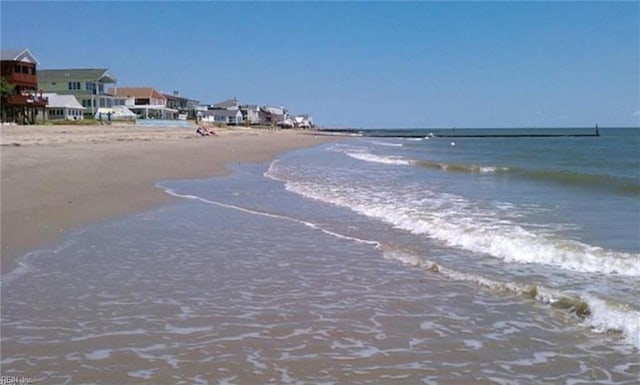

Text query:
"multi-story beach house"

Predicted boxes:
[[108, 86, 177, 119], [200, 97, 243, 125], [37, 68, 118, 117], [201, 109, 244, 125], [263, 105, 289, 126], [164, 91, 200, 119], [240, 104, 269, 125], [1, 48, 48, 124]]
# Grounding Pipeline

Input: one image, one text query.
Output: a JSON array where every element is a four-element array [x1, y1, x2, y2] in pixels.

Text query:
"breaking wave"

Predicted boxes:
[[416, 160, 509, 174], [266, 162, 640, 277], [334, 146, 638, 191], [337, 145, 508, 174], [381, 246, 640, 349], [343, 150, 414, 166]]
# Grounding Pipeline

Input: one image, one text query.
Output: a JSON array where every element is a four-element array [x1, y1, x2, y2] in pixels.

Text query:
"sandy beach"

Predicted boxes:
[[0, 124, 337, 272]]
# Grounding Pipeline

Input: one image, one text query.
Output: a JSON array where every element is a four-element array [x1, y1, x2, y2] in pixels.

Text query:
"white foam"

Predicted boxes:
[[218, 376, 238, 385], [382, 246, 640, 350], [280, 178, 640, 277], [71, 328, 148, 342], [128, 369, 155, 380], [344, 150, 413, 166], [463, 339, 483, 350], [85, 349, 112, 360], [369, 140, 403, 147], [581, 294, 640, 349], [1, 234, 81, 286], [164, 325, 213, 335], [159, 184, 379, 249]]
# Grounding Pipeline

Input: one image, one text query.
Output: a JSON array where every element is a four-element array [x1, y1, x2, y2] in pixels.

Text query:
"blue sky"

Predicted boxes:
[[2, 1, 638, 128]]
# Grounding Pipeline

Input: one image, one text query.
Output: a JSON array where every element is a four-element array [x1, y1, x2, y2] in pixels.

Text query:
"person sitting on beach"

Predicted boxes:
[[196, 126, 210, 136]]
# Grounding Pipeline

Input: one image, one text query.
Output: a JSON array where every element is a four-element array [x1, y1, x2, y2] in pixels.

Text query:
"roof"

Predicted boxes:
[[38, 68, 117, 83], [204, 109, 242, 117], [42, 93, 84, 109], [264, 106, 286, 114], [212, 98, 239, 109], [163, 93, 190, 102], [0, 48, 39, 64], [108, 87, 166, 100]]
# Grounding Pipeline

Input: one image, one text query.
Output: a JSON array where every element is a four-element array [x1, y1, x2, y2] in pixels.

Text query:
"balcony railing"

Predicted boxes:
[[3, 72, 37, 86], [3, 94, 48, 107]]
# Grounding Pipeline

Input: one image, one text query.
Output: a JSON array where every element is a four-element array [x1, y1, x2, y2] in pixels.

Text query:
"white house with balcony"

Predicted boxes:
[[107, 86, 178, 119]]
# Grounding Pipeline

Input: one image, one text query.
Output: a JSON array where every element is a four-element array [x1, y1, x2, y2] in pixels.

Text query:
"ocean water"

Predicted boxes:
[[1, 127, 639, 384]]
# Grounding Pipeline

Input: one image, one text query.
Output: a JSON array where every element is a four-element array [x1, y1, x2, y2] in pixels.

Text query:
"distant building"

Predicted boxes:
[[201, 109, 243, 125], [240, 104, 268, 125], [292, 114, 313, 128], [211, 97, 240, 110], [262, 106, 288, 126], [38, 68, 118, 117], [108, 87, 177, 119], [40, 93, 85, 121], [1, 48, 48, 124], [163, 91, 200, 119]]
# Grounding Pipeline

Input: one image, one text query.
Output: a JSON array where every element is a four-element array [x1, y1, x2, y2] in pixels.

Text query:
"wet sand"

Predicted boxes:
[[0, 124, 337, 272]]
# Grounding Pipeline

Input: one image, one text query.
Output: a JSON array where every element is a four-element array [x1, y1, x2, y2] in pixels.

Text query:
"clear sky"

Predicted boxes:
[[1, 1, 638, 128]]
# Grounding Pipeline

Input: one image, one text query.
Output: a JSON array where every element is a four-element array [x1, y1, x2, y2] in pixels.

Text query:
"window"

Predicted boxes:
[[68, 81, 81, 90]]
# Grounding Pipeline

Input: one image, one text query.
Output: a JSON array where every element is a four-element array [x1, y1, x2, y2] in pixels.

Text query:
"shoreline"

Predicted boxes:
[[1, 124, 339, 273]]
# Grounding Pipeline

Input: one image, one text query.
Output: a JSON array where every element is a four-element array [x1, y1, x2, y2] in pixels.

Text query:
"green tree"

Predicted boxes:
[[1, 78, 16, 122], [0, 77, 14, 97]]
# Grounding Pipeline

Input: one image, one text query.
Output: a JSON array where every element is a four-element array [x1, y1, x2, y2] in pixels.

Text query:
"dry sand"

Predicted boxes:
[[1, 124, 338, 272]]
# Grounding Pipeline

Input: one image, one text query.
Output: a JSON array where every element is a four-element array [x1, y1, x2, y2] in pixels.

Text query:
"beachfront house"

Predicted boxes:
[[163, 91, 200, 120], [240, 104, 268, 125], [201, 109, 243, 125], [292, 114, 313, 128], [37, 68, 118, 117], [263, 105, 289, 126], [200, 97, 243, 125], [1, 48, 48, 124], [40, 93, 85, 121], [108, 87, 177, 119]]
